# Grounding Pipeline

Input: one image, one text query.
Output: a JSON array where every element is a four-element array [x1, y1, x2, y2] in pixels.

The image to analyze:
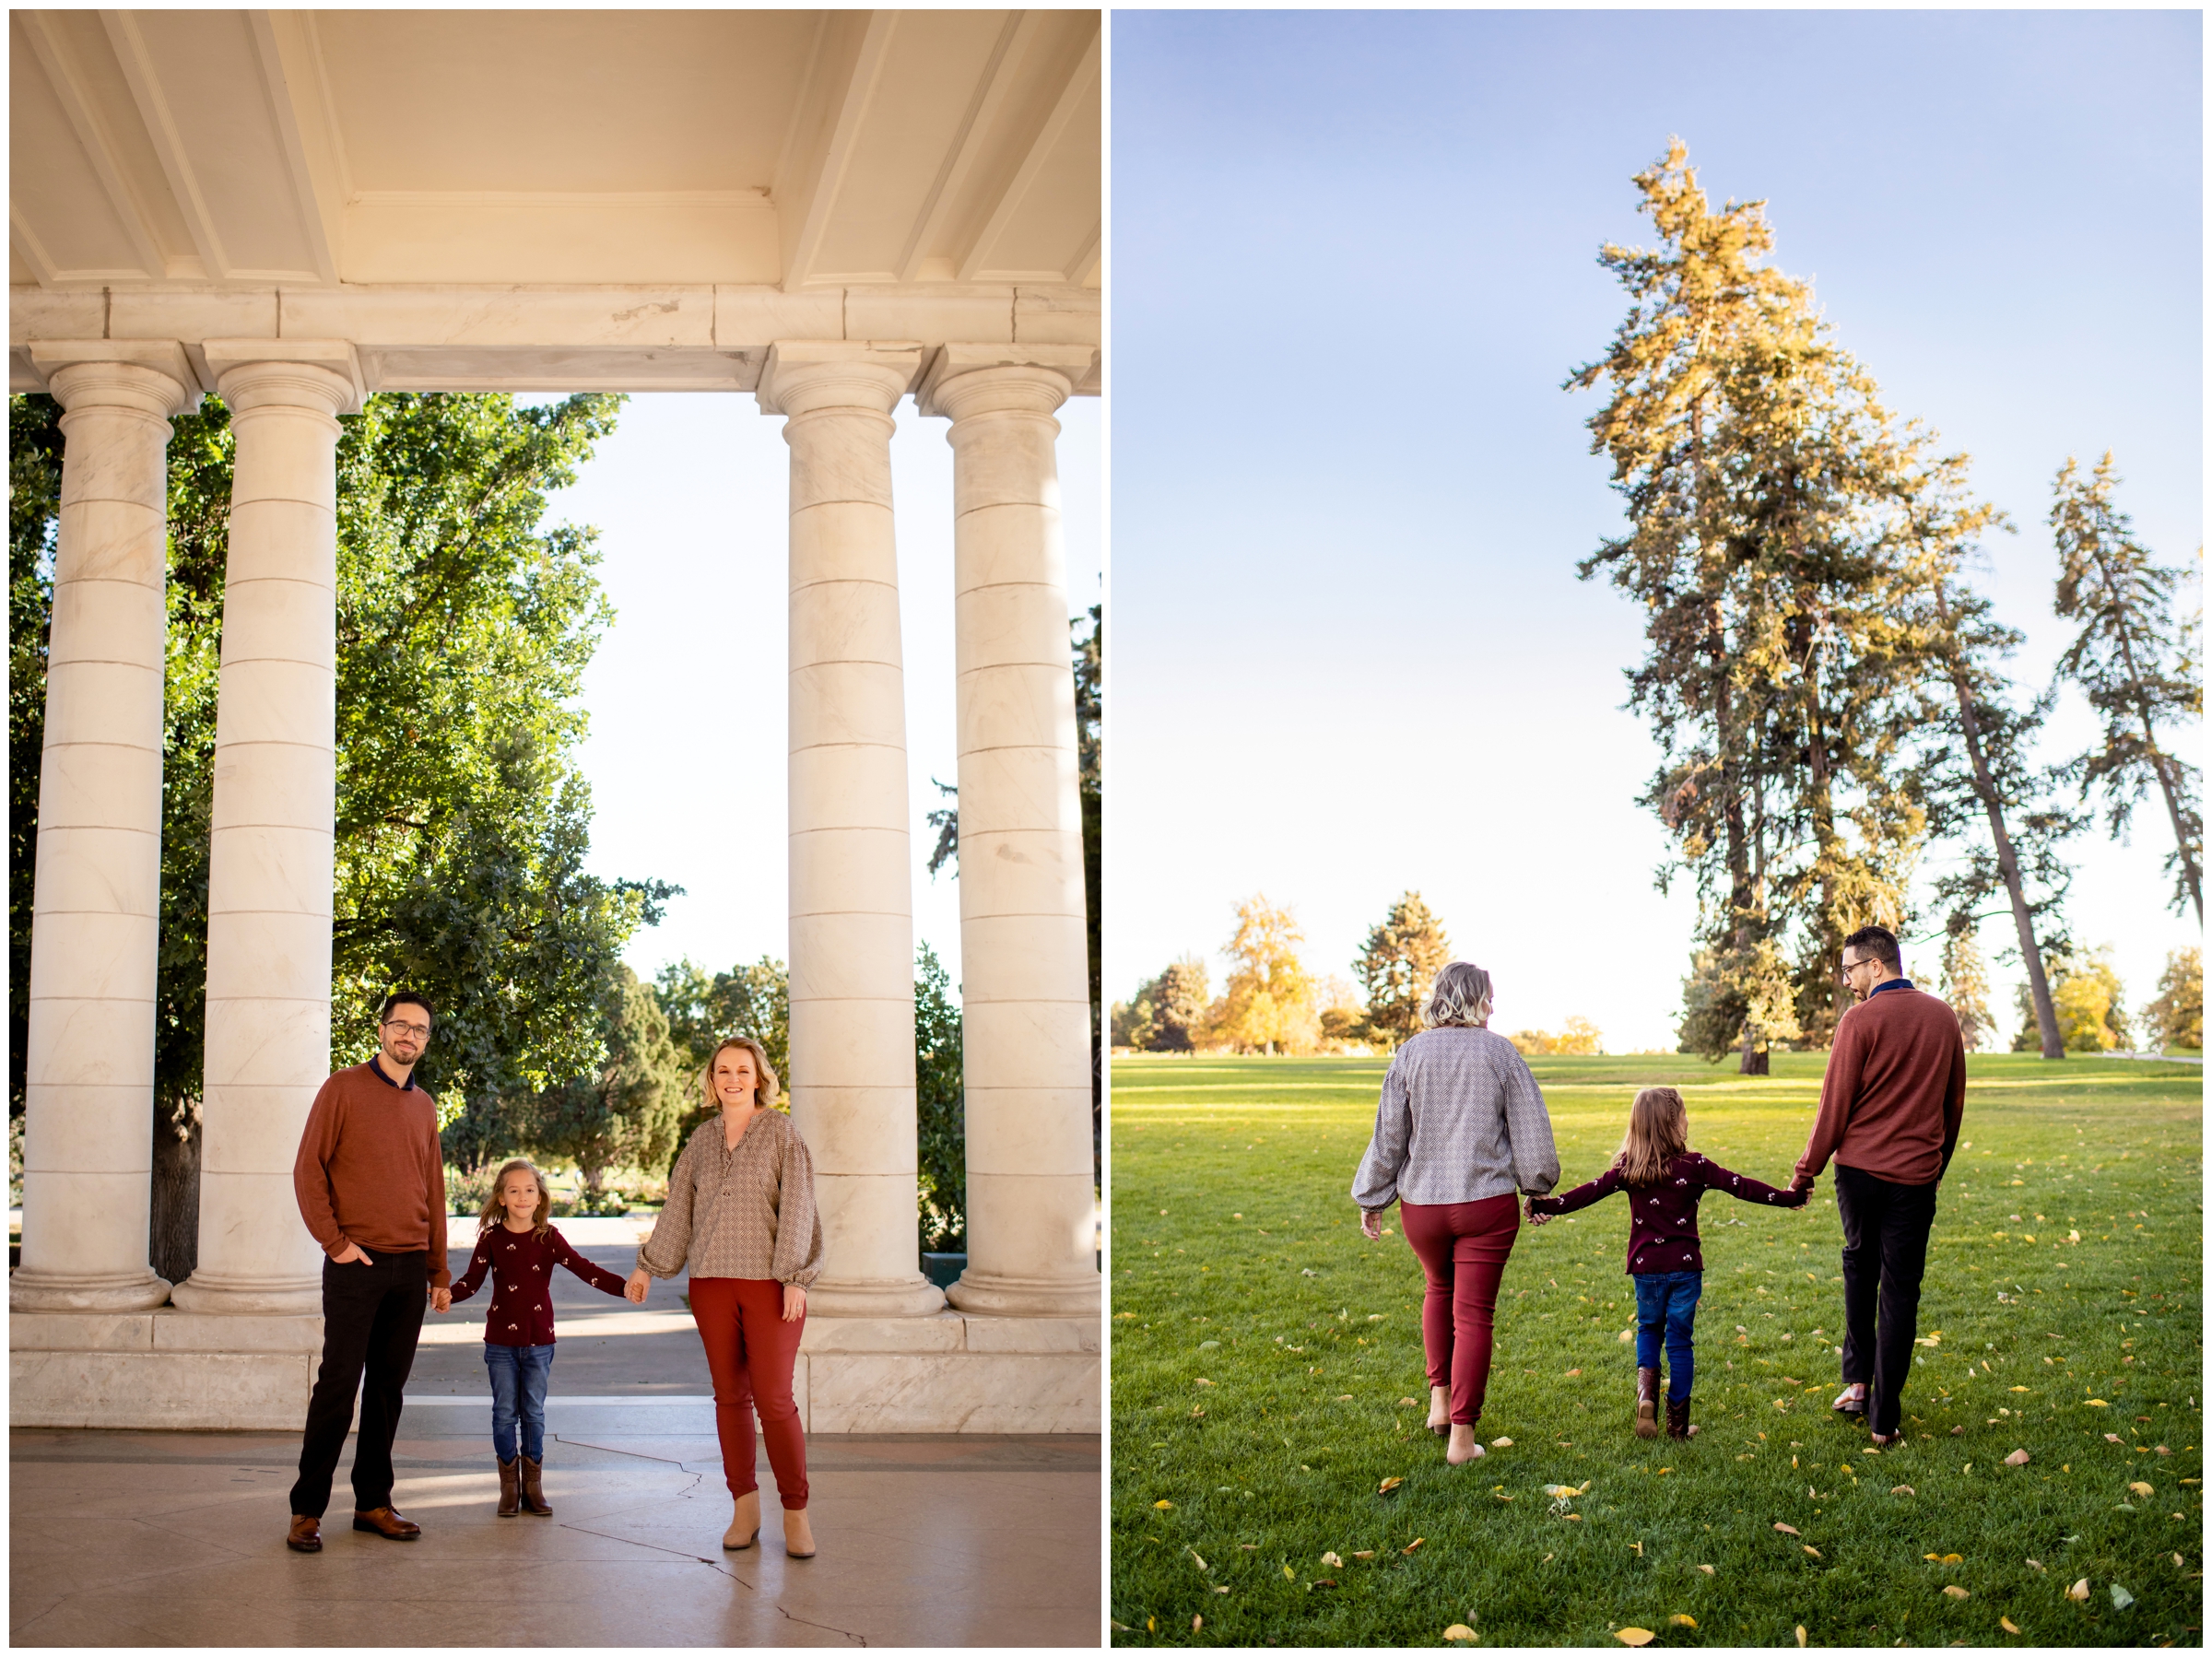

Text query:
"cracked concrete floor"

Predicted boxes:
[[10, 1405, 1101, 1646]]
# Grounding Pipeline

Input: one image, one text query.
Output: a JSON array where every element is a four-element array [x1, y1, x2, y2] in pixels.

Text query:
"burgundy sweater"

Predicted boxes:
[[1529, 1151, 1805, 1274], [449, 1224, 628, 1346], [1795, 981, 1967, 1188]]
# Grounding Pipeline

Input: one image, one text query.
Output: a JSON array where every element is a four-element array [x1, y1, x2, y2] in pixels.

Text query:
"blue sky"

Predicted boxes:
[[541, 392, 1100, 992], [1108, 9, 2202, 1051]]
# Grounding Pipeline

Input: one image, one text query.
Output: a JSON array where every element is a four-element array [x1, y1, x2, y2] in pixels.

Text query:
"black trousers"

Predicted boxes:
[[1833, 1163, 1938, 1438], [288, 1249, 429, 1518]]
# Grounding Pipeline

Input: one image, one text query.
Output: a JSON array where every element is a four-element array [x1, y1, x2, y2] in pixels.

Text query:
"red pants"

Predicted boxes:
[[1400, 1194, 1520, 1426], [688, 1276, 807, 1510]]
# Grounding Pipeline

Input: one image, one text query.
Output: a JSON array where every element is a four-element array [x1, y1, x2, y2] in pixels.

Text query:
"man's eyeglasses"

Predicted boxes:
[[382, 1019, 430, 1039], [1838, 957, 1872, 982]]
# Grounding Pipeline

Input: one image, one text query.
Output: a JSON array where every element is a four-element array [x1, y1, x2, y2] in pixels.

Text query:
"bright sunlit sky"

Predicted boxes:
[[535, 392, 1100, 992], [1110, 9, 2202, 1052]]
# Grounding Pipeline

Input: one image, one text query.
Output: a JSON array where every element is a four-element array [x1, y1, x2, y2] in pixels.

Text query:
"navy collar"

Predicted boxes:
[[1867, 977, 1916, 998], [368, 1055, 418, 1091]]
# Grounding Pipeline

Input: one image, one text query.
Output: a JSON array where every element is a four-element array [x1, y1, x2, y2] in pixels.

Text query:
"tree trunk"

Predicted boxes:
[[1738, 1039, 1770, 1075], [2093, 553, 2203, 923], [148, 1093, 201, 1288]]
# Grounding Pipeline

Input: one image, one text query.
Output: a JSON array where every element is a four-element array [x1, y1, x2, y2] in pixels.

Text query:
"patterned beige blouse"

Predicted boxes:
[[636, 1109, 824, 1287]]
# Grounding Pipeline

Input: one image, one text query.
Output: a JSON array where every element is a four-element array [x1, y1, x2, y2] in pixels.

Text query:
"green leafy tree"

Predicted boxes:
[[1116, 956, 1210, 1053], [2141, 946, 2202, 1052], [1352, 892, 1452, 1053], [2048, 452, 2203, 922], [914, 942, 965, 1252], [525, 965, 689, 1204], [10, 391, 667, 1277]]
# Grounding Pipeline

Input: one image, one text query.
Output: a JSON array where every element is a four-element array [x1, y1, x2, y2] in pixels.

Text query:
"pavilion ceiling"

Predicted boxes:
[[10, 9, 1100, 291]]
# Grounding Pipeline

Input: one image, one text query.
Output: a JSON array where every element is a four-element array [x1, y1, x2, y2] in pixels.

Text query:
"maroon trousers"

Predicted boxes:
[[1400, 1194, 1520, 1426], [688, 1276, 808, 1510]]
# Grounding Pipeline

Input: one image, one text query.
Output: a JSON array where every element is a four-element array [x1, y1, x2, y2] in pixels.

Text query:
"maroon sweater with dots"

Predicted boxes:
[[449, 1224, 628, 1346], [1528, 1152, 1805, 1275]]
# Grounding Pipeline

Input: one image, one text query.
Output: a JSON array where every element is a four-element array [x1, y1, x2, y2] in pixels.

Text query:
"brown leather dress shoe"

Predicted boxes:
[[287, 1514, 323, 1553], [352, 1506, 422, 1539]]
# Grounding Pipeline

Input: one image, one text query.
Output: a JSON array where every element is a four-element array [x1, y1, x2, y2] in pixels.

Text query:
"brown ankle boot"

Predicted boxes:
[[1665, 1395, 1698, 1439], [1634, 1367, 1660, 1439], [497, 1457, 520, 1517], [519, 1454, 552, 1515]]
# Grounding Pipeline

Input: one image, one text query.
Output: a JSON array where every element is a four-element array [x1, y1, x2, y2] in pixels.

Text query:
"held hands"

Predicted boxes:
[[1524, 1196, 1551, 1228], [781, 1283, 806, 1323], [624, 1270, 651, 1305], [429, 1287, 452, 1313]]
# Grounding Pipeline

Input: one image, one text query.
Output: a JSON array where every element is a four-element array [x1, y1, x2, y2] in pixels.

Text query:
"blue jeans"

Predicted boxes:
[[485, 1343, 555, 1462], [1633, 1270, 1701, 1402]]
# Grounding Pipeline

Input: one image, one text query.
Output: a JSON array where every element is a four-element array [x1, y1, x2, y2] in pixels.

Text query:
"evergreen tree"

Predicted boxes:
[[2049, 453, 2203, 921], [1116, 957, 1209, 1053], [1352, 891, 1452, 1053], [1938, 921, 1995, 1052], [525, 965, 689, 1205]]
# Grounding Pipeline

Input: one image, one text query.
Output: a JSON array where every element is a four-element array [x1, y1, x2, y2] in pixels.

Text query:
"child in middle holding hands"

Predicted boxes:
[[449, 1158, 631, 1517], [1526, 1086, 1806, 1441]]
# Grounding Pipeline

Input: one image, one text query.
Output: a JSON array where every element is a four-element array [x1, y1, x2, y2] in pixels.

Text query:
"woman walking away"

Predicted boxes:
[[448, 1159, 630, 1516], [1352, 962, 1560, 1468], [1527, 1087, 1807, 1440], [629, 1037, 823, 1558]]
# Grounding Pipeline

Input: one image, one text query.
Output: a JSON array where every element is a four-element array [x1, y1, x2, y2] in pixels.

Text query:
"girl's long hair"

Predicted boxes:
[[478, 1158, 552, 1237], [1610, 1087, 1689, 1189]]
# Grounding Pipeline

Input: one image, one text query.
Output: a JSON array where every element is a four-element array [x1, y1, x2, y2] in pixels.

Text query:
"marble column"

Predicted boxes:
[[12, 344, 199, 1312], [758, 342, 944, 1318], [171, 343, 360, 1317], [921, 347, 1101, 1318]]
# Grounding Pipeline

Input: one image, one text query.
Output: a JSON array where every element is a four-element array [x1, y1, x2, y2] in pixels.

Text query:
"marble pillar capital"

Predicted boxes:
[[203, 340, 365, 418], [29, 342, 202, 420], [915, 345, 1095, 420], [756, 341, 922, 418]]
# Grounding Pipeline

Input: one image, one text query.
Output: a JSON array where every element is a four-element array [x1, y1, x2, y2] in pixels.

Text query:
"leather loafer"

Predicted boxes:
[[287, 1514, 323, 1553], [352, 1506, 422, 1540]]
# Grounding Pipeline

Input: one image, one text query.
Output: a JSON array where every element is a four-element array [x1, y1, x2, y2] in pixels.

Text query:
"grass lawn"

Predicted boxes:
[[1109, 1052, 2203, 1647]]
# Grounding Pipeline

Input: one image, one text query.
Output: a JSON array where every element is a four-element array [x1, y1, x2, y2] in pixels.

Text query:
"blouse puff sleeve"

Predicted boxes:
[[771, 1122, 825, 1287], [1350, 1049, 1414, 1214], [637, 1131, 700, 1279]]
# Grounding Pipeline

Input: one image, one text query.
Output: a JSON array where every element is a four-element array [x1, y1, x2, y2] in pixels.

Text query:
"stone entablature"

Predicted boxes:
[[9, 283, 1102, 395]]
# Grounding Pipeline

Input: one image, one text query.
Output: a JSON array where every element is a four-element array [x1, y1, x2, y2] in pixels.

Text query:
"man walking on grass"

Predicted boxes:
[[1792, 924, 1967, 1449], [286, 991, 453, 1553]]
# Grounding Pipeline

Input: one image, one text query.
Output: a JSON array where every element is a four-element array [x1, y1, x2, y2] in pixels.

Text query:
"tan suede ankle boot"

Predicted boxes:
[[782, 1506, 816, 1558], [724, 1490, 760, 1551]]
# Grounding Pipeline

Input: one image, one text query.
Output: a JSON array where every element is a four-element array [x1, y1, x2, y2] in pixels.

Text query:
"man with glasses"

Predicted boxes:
[[1790, 926, 1967, 1448], [285, 991, 453, 1552]]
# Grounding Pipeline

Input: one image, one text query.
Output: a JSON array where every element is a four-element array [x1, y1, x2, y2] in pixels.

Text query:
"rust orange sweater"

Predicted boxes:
[[1795, 982, 1967, 1189], [292, 1060, 451, 1288]]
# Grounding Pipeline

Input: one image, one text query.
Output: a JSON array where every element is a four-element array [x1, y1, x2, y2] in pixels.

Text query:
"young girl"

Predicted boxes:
[[448, 1159, 630, 1516], [1525, 1087, 1806, 1440]]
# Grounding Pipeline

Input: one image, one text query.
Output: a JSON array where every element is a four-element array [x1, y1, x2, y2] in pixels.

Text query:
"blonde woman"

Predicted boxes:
[[1351, 962, 1560, 1468], [626, 1037, 823, 1557]]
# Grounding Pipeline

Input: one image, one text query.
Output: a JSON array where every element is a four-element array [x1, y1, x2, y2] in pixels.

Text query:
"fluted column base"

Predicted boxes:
[[9, 1268, 172, 1313]]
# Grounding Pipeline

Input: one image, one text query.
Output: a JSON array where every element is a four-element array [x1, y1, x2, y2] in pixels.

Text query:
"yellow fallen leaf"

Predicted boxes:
[[1942, 1554, 1964, 1565], [1379, 1475, 1406, 1495], [1192, 1616, 1204, 1631], [1565, 1368, 1583, 1377], [1443, 1627, 1476, 1643], [1320, 1551, 1342, 1569], [1944, 1584, 1971, 1600], [2085, 1399, 2109, 1407], [1629, 1541, 1642, 1557], [1891, 1485, 1915, 1496], [1335, 1393, 1354, 1402], [1578, 1480, 1594, 1494], [1212, 1584, 1229, 1594], [1404, 1537, 1425, 1554], [1194, 1377, 1215, 1387], [1794, 1627, 1807, 1648], [2105, 1433, 2124, 1443], [1565, 1514, 1583, 1522], [1398, 1396, 1418, 1407], [2010, 1386, 2030, 1393], [2065, 1578, 2091, 1602], [1775, 1522, 1802, 1535], [1352, 1550, 1374, 1559], [1671, 1614, 1697, 1627], [1283, 1565, 1295, 1580], [2005, 1448, 2031, 1466], [1615, 1630, 1655, 1648], [2129, 1481, 2154, 1497], [2000, 1616, 2020, 1634], [1697, 1564, 1715, 1575], [1190, 1549, 1208, 1572], [1491, 1436, 1514, 1447], [1545, 1484, 1581, 1498], [1805, 1545, 1822, 1558], [1154, 1499, 1174, 1510]]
